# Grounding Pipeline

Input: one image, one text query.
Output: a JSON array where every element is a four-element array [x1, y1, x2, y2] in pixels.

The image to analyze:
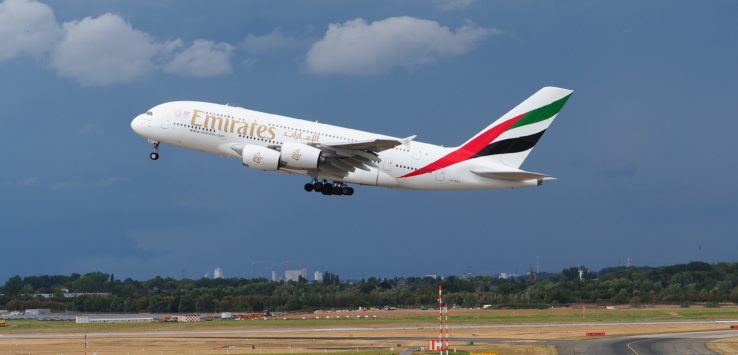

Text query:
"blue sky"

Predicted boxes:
[[1, 0, 736, 282]]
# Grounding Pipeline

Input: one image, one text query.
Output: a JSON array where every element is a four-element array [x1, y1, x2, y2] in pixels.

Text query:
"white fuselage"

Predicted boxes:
[[130, 101, 539, 190]]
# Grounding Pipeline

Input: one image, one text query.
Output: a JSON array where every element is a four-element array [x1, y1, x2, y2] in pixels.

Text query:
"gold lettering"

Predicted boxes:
[[237, 122, 249, 135], [206, 115, 223, 130], [268, 127, 276, 140], [191, 110, 204, 127], [249, 121, 257, 136], [257, 125, 267, 138], [230, 119, 236, 133]]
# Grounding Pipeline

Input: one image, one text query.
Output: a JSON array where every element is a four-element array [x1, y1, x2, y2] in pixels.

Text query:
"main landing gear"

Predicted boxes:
[[149, 140, 160, 160], [304, 179, 354, 196]]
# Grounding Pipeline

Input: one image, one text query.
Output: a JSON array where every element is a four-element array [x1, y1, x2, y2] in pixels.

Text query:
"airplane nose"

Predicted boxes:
[[131, 115, 143, 135]]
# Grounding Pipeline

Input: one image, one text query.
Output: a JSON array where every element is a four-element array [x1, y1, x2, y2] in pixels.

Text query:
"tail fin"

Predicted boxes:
[[462, 86, 572, 168], [399, 87, 572, 179]]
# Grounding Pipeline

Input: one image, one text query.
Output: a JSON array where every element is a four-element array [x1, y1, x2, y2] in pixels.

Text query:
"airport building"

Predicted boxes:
[[24, 309, 51, 316], [285, 268, 307, 282], [76, 316, 154, 324]]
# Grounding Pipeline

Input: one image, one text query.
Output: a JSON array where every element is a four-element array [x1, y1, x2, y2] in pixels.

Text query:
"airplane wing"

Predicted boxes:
[[311, 137, 414, 178]]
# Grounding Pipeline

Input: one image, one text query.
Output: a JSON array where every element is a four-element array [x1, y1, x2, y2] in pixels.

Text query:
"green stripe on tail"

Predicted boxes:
[[509, 94, 572, 130]]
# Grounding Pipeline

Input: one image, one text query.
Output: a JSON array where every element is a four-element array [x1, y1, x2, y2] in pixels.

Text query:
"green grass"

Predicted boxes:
[[2, 307, 738, 333], [268, 352, 402, 355], [433, 308, 738, 324]]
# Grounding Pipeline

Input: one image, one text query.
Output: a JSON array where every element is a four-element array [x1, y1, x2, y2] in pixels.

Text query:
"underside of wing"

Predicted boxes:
[[310, 138, 408, 179]]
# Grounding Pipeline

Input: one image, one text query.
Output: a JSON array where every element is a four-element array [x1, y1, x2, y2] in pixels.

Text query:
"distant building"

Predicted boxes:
[[76, 316, 153, 324], [214, 267, 223, 279], [314, 271, 323, 282], [25, 309, 51, 316], [578, 265, 586, 282], [271, 270, 280, 282], [285, 268, 307, 282], [499, 273, 509, 280]]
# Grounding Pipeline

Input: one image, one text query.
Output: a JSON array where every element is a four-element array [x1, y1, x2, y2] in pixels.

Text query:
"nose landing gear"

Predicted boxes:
[[304, 179, 354, 196], [149, 140, 160, 160]]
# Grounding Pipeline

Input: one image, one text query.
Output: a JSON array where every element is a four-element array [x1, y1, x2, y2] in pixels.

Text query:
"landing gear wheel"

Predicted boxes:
[[149, 140, 160, 161], [341, 187, 350, 195], [304, 183, 314, 192], [346, 187, 354, 195], [332, 185, 342, 195], [313, 182, 323, 192]]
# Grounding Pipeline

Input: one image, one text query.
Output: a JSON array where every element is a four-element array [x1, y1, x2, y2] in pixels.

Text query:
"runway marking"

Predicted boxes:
[[626, 341, 641, 355]]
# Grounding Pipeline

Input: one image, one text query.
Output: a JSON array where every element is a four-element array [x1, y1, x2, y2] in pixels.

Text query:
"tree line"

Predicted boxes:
[[2, 262, 738, 313]]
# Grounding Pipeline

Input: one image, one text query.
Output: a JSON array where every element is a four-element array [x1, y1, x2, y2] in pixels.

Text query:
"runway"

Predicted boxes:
[[551, 330, 738, 354]]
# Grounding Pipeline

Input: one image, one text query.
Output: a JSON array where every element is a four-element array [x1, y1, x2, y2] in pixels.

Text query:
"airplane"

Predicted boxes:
[[131, 86, 572, 196]]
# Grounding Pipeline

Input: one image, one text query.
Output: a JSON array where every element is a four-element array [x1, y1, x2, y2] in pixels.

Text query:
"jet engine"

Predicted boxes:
[[241, 144, 280, 170], [279, 141, 323, 170]]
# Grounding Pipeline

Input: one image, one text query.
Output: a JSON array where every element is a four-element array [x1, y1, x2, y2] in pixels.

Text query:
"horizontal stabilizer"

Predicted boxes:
[[471, 168, 554, 181]]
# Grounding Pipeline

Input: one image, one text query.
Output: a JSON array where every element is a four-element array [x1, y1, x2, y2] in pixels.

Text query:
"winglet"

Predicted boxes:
[[402, 135, 417, 146]]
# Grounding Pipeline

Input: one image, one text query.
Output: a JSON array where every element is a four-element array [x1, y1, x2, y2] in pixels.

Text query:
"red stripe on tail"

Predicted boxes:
[[400, 113, 526, 178]]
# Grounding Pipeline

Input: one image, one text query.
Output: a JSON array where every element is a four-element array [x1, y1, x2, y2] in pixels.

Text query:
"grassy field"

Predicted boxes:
[[2, 306, 738, 334], [0, 333, 557, 355], [2, 307, 734, 354], [0, 329, 557, 355], [708, 337, 738, 355]]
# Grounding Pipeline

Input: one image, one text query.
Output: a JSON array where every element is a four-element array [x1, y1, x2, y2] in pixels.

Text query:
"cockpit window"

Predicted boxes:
[[146, 111, 153, 116]]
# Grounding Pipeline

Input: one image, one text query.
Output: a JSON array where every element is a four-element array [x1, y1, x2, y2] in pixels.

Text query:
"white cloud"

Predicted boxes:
[[16, 177, 40, 187], [165, 39, 234, 77], [51, 13, 169, 85], [306, 17, 493, 75], [433, 0, 476, 11], [241, 29, 305, 54], [0, 0, 61, 60]]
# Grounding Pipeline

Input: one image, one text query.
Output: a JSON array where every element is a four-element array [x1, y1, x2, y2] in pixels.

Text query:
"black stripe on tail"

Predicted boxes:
[[471, 130, 546, 159]]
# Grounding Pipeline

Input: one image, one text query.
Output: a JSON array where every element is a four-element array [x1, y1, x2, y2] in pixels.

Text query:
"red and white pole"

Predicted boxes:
[[444, 302, 449, 355], [438, 284, 443, 355]]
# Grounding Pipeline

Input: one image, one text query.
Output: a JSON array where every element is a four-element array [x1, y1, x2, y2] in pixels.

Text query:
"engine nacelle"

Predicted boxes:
[[241, 144, 280, 170], [279, 141, 323, 170]]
